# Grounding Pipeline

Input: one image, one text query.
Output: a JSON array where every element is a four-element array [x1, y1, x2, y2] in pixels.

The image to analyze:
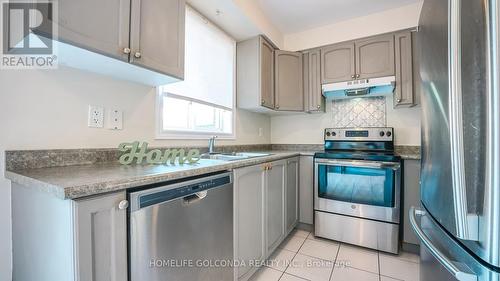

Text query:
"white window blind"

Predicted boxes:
[[160, 6, 235, 109], [157, 6, 236, 138]]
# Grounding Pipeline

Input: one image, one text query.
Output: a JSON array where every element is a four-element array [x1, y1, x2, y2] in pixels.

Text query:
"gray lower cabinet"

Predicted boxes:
[[237, 36, 276, 111], [320, 42, 356, 83], [299, 156, 314, 225], [129, 0, 185, 79], [403, 160, 421, 246], [303, 49, 324, 113], [355, 34, 395, 79], [74, 192, 128, 281], [56, 0, 131, 61], [234, 158, 298, 281], [274, 51, 304, 111], [285, 157, 299, 233], [394, 31, 415, 107], [266, 160, 286, 253], [234, 164, 267, 281]]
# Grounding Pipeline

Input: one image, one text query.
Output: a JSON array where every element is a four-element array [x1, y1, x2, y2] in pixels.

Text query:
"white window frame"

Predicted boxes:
[[155, 87, 236, 140]]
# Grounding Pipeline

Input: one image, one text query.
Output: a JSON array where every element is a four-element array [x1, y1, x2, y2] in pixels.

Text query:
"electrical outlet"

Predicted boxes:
[[258, 128, 263, 137], [88, 105, 104, 128], [107, 108, 123, 130]]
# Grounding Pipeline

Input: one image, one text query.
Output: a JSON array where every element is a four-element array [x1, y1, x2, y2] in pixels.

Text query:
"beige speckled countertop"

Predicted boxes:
[[6, 151, 314, 200]]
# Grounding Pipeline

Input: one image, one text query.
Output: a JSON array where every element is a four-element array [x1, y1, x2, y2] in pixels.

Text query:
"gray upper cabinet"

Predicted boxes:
[[237, 36, 276, 112], [74, 192, 128, 281], [266, 160, 286, 253], [260, 38, 276, 109], [275, 51, 304, 111], [320, 42, 355, 84], [234, 164, 266, 281], [56, 0, 131, 61], [130, 0, 185, 79], [355, 34, 395, 79], [303, 49, 324, 112], [394, 31, 415, 107], [285, 157, 299, 233]]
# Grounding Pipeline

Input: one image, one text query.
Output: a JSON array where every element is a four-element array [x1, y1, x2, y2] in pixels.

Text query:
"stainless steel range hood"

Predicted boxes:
[[322, 76, 396, 100]]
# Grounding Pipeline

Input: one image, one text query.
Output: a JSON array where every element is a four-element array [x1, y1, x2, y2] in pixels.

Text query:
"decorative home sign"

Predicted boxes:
[[118, 141, 201, 165]]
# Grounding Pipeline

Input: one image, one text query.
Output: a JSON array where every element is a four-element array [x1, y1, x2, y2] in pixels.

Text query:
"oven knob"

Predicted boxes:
[[379, 131, 385, 137], [326, 132, 331, 137], [386, 131, 392, 137], [332, 132, 337, 136]]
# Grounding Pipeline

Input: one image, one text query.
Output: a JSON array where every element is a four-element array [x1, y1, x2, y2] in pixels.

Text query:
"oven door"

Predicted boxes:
[[314, 158, 401, 223]]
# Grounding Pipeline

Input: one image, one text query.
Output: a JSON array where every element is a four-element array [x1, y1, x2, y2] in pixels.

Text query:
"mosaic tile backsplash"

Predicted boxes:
[[332, 97, 386, 127]]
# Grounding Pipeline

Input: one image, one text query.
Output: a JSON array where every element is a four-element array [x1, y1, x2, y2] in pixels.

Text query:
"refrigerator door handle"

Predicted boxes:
[[448, 0, 479, 241], [409, 207, 478, 281]]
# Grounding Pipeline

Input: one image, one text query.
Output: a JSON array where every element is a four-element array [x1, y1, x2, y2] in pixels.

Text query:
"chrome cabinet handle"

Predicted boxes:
[[409, 207, 477, 281], [317, 105, 321, 109], [448, 0, 478, 241], [123, 47, 131, 54], [134, 52, 142, 58], [356, 74, 360, 78], [118, 200, 129, 210], [261, 99, 265, 105], [351, 75, 355, 79], [275, 105, 280, 109]]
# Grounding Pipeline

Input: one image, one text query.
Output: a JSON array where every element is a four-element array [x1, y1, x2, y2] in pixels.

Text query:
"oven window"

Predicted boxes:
[[317, 164, 395, 207]]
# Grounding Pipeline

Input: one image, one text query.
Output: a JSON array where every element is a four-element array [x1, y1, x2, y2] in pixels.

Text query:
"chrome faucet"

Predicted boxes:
[[208, 136, 217, 154]]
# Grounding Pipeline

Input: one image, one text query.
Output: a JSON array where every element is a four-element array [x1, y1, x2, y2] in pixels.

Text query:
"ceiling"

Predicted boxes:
[[257, 0, 421, 34]]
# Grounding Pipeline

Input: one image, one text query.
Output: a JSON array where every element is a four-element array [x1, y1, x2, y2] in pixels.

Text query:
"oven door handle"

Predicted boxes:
[[314, 159, 400, 170]]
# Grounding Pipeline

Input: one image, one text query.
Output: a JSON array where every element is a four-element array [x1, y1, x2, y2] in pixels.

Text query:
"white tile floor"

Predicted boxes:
[[250, 228, 420, 281]]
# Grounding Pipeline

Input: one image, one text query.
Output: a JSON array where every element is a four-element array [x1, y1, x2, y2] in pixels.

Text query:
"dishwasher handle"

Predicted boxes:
[[183, 191, 208, 205]]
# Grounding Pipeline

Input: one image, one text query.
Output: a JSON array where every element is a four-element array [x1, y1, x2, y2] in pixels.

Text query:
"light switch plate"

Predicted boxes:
[[107, 108, 123, 130], [88, 105, 104, 128]]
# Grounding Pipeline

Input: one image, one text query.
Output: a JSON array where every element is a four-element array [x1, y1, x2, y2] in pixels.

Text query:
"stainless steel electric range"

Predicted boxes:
[[313, 127, 402, 254]]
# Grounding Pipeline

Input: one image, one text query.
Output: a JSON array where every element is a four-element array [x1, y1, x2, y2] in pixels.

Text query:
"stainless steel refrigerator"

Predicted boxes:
[[410, 0, 500, 280]]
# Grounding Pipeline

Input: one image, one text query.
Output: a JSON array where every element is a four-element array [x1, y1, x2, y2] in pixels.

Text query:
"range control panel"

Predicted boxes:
[[325, 127, 394, 141]]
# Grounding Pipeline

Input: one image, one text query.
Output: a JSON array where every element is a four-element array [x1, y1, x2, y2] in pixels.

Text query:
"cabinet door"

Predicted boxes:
[[355, 34, 395, 79], [305, 49, 324, 112], [130, 0, 185, 79], [56, 0, 131, 61], [403, 160, 421, 246], [266, 160, 285, 253], [285, 157, 299, 233], [394, 32, 415, 107], [260, 37, 275, 109], [299, 156, 314, 224], [275, 50, 304, 111], [74, 192, 128, 281], [320, 42, 355, 83], [234, 165, 266, 280]]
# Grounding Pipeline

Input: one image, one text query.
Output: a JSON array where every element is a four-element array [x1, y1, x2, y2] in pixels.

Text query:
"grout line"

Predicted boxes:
[[378, 251, 381, 281], [278, 229, 309, 281], [328, 243, 342, 281]]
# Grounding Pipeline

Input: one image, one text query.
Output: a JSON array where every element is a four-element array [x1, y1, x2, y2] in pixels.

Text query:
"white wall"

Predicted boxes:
[[271, 101, 421, 146], [284, 2, 423, 51], [0, 66, 271, 281]]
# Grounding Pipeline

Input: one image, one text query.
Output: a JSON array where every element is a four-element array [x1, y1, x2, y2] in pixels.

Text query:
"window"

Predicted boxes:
[[157, 6, 236, 139]]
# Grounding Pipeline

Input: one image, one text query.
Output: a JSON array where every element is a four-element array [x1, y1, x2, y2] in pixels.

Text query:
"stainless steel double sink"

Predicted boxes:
[[200, 152, 271, 161]]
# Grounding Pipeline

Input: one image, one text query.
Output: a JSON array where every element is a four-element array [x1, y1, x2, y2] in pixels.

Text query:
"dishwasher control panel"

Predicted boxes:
[[136, 174, 232, 209]]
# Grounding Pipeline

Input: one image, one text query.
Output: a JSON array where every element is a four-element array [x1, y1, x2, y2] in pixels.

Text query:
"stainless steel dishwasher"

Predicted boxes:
[[129, 172, 234, 281]]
